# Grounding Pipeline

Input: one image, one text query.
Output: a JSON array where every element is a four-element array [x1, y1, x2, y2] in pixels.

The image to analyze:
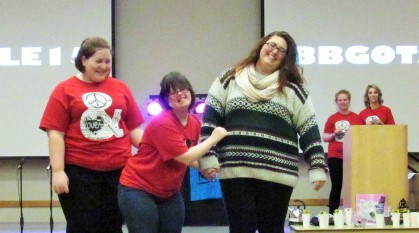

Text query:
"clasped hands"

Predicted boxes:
[[200, 167, 219, 182], [368, 118, 384, 125]]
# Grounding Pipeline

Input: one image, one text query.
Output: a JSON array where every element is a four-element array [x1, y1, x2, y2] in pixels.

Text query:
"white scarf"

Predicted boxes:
[[235, 65, 279, 102]]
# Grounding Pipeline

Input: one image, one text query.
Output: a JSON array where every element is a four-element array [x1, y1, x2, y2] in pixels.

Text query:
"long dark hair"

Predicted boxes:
[[230, 31, 304, 93]]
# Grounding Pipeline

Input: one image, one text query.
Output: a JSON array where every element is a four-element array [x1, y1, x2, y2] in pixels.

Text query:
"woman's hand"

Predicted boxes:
[[373, 118, 384, 125], [209, 127, 229, 143], [52, 170, 69, 194], [200, 167, 219, 181], [334, 130, 346, 140], [312, 180, 326, 191]]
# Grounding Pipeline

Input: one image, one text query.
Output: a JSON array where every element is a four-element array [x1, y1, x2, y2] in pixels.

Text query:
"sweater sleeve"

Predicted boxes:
[[198, 70, 232, 170], [289, 84, 328, 177]]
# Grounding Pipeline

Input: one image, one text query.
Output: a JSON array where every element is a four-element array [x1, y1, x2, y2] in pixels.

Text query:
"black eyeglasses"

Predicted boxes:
[[169, 89, 189, 96], [265, 42, 287, 55]]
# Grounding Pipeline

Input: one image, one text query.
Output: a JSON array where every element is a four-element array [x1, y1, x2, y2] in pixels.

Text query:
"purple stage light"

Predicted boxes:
[[146, 94, 207, 116], [194, 102, 205, 114], [147, 101, 162, 116]]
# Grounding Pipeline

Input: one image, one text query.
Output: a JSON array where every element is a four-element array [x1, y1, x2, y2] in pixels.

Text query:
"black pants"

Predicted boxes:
[[58, 164, 123, 233], [328, 158, 343, 214], [220, 178, 293, 233]]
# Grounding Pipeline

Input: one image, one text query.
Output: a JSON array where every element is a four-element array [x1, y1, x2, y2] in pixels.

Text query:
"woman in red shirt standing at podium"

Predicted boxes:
[[359, 84, 395, 125], [323, 89, 362, 214]]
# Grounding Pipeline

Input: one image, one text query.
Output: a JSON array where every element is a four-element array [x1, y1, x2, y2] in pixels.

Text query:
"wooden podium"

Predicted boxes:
[[342, 125, 408, 211]]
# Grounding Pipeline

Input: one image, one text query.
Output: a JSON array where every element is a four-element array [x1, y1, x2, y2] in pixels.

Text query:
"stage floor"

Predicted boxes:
[[0, 222, 292, 233]]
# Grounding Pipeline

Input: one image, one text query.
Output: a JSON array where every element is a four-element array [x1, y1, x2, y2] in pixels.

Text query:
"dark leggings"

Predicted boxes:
[[220, 178, 293, 233], [328, 158, 343, 214], [58, 164, 123, 233]]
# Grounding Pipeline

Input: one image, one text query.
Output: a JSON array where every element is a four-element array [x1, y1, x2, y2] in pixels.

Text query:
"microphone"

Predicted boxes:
[[17, 157, 26, 233], [17, 158, 27, 170]]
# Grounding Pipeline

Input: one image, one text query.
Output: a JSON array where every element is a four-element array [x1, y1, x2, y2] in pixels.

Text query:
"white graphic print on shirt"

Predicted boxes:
[[334, 120, 350, 142], [80, 92, 123, 140]]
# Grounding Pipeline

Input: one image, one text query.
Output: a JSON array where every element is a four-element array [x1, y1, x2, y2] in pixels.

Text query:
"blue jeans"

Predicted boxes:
[[118, 184, 185, 233]]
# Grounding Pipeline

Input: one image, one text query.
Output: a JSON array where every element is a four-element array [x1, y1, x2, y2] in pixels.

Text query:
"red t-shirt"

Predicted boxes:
[[39, 76, 144, 171], [324, 112, 362, 159], [359, 105, 395, 125], [120, 110, 201, 198]]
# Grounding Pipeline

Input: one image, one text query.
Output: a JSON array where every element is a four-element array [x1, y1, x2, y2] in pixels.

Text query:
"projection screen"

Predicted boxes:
[[264, 0, 419, 152], [0, 0, 113, 157]]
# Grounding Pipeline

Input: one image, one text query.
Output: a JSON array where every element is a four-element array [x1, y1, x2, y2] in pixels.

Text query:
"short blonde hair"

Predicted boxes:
[[335, 89, 351, 102]]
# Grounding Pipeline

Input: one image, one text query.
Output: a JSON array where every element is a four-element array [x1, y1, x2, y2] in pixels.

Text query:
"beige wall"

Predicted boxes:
[[0, 0, 330, 223], [114, 0, 261, 123], [0, 159, 65, 222]]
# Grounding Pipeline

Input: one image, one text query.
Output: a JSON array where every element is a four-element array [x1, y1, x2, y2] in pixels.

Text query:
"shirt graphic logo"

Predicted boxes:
[[334, 120, 350, 142], [80, 92, 123, 140]]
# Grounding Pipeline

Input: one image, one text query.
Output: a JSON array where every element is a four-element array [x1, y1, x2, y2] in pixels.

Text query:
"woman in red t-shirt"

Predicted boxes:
[[323, 89, 362, 214], [359, 84, 395, 125], [39, 37, 144, 233], [118, 72, 228, 233]]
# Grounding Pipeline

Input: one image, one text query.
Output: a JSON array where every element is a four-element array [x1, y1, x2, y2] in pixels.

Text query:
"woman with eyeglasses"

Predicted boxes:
[[118, 71, 228, 233], [199, 31, 328, 233], [323, 90, 362, 215], [359, 84, 395, 125]]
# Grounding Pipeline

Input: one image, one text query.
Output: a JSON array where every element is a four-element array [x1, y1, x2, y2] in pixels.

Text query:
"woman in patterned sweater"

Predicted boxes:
[[199, 31, 328, 233]]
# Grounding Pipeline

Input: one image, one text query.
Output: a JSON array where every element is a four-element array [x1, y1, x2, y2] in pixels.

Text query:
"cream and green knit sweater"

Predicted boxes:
[[199, 69, 328, 188]]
